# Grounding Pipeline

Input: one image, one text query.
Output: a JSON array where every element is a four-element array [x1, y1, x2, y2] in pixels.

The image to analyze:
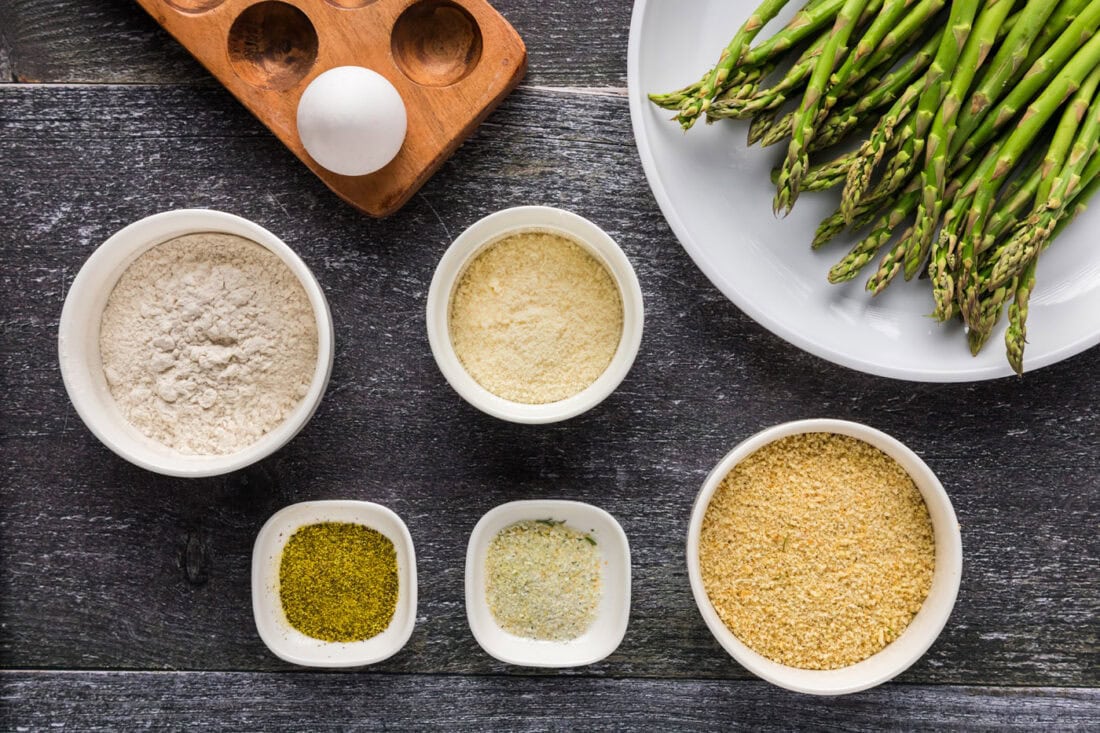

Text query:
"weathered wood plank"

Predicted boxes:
[[0, 0, 632, 88], [1, 84, 1098, 687], [4, 672, 1099, 730], [0, 25, 12, 82]]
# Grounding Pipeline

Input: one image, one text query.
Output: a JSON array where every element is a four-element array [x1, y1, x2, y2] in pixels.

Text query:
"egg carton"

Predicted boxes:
[[137, 0, 527, 216]]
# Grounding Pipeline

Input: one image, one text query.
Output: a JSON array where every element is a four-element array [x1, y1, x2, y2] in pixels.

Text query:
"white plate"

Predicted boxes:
[[628, 0, 1100, 381]]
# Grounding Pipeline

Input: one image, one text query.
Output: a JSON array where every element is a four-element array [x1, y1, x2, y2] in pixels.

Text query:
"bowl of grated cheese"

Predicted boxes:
[[686, 418, 963, 695], [426, 206, 644, 423]]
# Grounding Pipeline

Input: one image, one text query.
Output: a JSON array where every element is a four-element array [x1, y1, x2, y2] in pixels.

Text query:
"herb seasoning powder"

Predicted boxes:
[[485, 520, 602, 641], [279, 522, 398, 642]]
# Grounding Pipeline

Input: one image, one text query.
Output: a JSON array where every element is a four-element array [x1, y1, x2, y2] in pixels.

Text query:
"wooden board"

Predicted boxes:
[[134, 0, 526, 216], [2, 84, 1098, 689], [2, 0, 1100, 726], [5, 672, 1100, 729], [0, 0, 624, 88]]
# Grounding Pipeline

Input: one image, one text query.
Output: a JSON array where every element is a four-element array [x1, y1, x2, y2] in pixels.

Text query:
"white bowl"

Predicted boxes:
[[251, 500, 418, 668], [687, 419, 963, 696], [57, 209, 334, 477], [465, 500, 632, 667], [426, 206, 644, 424]]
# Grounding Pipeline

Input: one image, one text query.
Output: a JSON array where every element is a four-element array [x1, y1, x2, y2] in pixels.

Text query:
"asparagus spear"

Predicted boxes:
[[907, 0, 1015, 280], [967, 274, 1016, 355], [839, 2, 1021, 219], [676, 0, 794, 129], [775, 0, 873, 214], [855, 0, 945, 70], [963, 158, 1044, 349], [957, 36, 1100, 326], [813, 174, 916, 249], [709, 33, 831, 120], [806, 26, 944, 149], [760, 14, 954, 152], [709, 0, 888, 121], [978, 161, 1044, 255], [1004, 259, 1034, 374], [959, 0, 1100, 159], [842, 78, 926, 222], [816, 0, 921, 118], [775, 150, 859, 191], [741, 0, 849, 67], [1005, 157, 1100, 374], [986, 71, 1100, 292], [952, 0, 1059, 143], [748, 110, 782, 146], [1018, 0, 1093, 76], [856, 0, 982, 225], [828, 188, 921, 282]]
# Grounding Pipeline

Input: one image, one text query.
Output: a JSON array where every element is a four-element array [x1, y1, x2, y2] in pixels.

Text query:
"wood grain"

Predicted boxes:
[[1, 84, 1098, 690], [0, 24, 12, 82], [0, 0, 631, 88], [5, 672, 1099, 730]]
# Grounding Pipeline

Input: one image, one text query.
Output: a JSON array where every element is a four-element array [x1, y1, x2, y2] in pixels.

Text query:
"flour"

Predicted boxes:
[[99, 233, 318, 455]]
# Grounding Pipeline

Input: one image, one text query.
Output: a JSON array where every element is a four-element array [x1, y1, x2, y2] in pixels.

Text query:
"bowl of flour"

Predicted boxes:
[[59, 209, 334, 477]]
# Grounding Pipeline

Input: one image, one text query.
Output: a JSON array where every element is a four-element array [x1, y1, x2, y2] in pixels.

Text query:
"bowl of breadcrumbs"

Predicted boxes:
[[687, 419, 962, 695]]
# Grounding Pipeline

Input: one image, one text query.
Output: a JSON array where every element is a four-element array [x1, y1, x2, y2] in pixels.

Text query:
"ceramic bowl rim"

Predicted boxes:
[[686, 418, 963, 695], [426, 205, 644, 424], [57, 208, 334, 477], [464, 498, 632, 667]]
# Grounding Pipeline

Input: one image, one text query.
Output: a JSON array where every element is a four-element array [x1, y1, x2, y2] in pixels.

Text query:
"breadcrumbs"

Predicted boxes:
[[449, 231, 623, 404], [699, 432, 935, 670]]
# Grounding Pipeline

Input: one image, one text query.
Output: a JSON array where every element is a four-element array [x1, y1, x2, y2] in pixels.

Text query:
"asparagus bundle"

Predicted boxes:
[[651, 0, 1100, 374]]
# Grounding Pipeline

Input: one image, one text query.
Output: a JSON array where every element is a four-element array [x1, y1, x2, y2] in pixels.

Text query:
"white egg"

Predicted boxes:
[[296, 66, 408, 177]]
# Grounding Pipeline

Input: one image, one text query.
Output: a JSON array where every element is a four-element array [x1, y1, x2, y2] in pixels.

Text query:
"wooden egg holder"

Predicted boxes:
[[137, 0, 527, 216]]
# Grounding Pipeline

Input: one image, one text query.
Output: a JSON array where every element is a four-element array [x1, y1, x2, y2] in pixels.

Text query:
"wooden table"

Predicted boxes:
[[2, 1, 1098, 728]]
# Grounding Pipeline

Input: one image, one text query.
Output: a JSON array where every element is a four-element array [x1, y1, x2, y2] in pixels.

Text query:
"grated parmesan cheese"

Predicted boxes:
[[448, 230, 623, 404]]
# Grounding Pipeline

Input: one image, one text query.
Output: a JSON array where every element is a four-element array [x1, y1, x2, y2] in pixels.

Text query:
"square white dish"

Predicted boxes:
[[251, 500, 417, 667], [465, 500, 631, 667]]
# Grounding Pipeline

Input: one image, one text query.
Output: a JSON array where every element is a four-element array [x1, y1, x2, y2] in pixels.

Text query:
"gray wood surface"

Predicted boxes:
[[0, 0, 632, 88], [4, 672, 1100, 730], [2, 0, 1099, 728]]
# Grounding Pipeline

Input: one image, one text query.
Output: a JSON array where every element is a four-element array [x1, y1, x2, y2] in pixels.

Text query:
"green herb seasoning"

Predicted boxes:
[[485, 520, 602, 641], [278, 522, 398, 642]]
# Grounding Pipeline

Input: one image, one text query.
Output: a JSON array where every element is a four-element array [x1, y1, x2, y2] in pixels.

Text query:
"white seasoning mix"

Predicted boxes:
[[485, 520, 602, 641], [448, 231, 623, 404], [99, 233, 318, 455], [699, 433, 936, 670]]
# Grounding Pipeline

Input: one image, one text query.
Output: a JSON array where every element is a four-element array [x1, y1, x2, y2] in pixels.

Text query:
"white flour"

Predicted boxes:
[[99, 233, 318, 455]]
